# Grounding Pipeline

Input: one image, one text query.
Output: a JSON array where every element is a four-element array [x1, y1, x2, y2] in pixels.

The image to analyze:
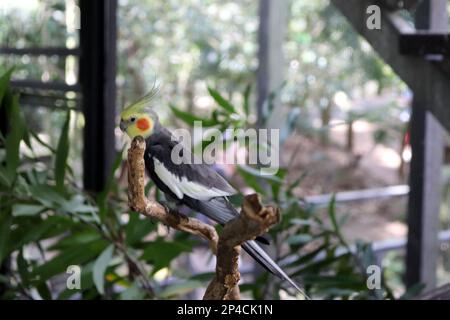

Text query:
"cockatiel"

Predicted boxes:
[[119, 91, 307, 298]]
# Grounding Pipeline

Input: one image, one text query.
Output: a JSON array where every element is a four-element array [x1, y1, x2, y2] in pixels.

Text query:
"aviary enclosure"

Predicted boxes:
[[1, 0, 450, 302]]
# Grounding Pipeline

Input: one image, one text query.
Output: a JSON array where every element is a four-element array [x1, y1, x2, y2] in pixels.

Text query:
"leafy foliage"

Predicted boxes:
[[0, 71, 202, 299], [169, 84, 413, 300]]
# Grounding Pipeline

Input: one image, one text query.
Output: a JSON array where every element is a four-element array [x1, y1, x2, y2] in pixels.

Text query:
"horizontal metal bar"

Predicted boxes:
[[10, 80, 81, 92], [305, 185, 409, 206], [0, 47, 80, 56], [19, 94, 81, 110], [279, 229, 450, 268]]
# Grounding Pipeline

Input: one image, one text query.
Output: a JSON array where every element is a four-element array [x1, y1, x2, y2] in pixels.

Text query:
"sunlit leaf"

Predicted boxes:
[[159, 280, 203, 298], [55, 110, 71, 193], [12, 204, 46, 217], [93, 244, 115, 295], [169, 104, 217, 127], [207, 87, 236, 114]]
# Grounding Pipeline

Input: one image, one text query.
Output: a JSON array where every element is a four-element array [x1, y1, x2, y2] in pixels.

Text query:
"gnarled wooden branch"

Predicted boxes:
[[203, 194, 280, 300], [127, 136, 280, 300]]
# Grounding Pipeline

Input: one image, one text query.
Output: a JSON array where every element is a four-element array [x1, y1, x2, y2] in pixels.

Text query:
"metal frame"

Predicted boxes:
[[79, 0, 117, 192], [0, 0, 117, 192], [331, 0, 450, 290]]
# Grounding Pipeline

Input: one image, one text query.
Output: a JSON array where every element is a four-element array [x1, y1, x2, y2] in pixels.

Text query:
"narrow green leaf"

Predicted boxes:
[[31, 239, 107, 283], [120, 281, 145, 300], [93, 244, 114, 295], [285, 243, 328, 268], [399, 283, 425, 300], [17, 249, 29, 286], [0, 68, 14, 105], [207, 87, 236, 114], [36, 281, 52, 300], [327, 194, 347, 247], [55, 110, 71, 192], [236, 166, 266, 195], [5, 93, 25, 183], [29, 130, 56, 153], [0, 214, 12, 264], [12, 204, 46, 217], [29, 184, 66, 207], [169, 104, 217, 127], [125, 211, 156, 246], [159, 280, 203, 298], [286, 234, 313, 245], [243, 84, 251, 116], [141, 238, 194, 273]]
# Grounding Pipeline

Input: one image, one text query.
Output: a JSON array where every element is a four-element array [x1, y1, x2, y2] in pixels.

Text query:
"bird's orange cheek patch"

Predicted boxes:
[[137, 118, 151, 131]]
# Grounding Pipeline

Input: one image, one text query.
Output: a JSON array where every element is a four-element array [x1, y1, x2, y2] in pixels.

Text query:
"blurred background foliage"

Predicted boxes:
[[1, 0, 448, 299], [0, 70, 411, 299]]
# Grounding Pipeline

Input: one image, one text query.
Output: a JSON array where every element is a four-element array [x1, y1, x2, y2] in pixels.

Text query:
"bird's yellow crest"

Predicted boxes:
[[119, 89, 158, 139]]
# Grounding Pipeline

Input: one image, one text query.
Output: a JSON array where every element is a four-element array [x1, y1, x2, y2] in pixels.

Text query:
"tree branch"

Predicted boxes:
[[203, 194, 280, 300], [127, 136, 280, 300]]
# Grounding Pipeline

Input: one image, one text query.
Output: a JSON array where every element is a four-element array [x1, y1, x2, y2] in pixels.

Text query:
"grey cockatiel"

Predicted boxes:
[[119, 91, 308, 298]]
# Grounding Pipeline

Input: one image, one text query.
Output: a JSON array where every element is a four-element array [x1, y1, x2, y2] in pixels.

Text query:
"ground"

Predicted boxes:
[[282, 120, 408, 243]]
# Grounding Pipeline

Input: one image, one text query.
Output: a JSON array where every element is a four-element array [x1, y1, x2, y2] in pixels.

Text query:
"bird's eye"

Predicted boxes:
[[130, 117, 136, 122]]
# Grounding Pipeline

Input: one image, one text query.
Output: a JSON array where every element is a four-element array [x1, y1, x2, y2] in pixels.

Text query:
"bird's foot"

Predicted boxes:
[[160, 201, 178, 215]]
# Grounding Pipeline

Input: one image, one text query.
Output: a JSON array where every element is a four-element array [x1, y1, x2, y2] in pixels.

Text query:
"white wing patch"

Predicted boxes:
[[153, 158, 235, 201]]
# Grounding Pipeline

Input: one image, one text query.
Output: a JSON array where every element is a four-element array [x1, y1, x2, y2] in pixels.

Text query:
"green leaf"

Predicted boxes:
[[169, 104, 217, 127], [159, 280, 203, 298], [93, 244, 114, 295], [327, 194, 347, 246], [125, 211, 156, 246], [286, 234, 313, 245], [17, 249, 29, 286], [399, 283, 425, 300], [29, 184, 67, 207], [36, 281, 52, 300], [302, 274, 366, 290], [5, 93, 25, 183], [207, 87, 236, 114], [58, 263, 95, 299], [10, 217, 66, 251], [243, 84, 251, 116], [31, 239, 107, 283], [141, 238, 194, 273], [12, 204, 46, 217], [55, 110, 71, 192], [28, 130, 56, 154], [285, 243, 328, 268], [49, 231, 102, 250], [0, 68, 14, 105], [236, 166, 266, 195], [292, 252, 352, 277], [120, 281, 145, 300], [0, 214, 12, 264], [98, 150, 124, 222]]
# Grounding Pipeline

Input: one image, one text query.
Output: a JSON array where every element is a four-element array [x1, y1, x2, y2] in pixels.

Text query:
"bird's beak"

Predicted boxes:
[[119, 119, 127, 132]]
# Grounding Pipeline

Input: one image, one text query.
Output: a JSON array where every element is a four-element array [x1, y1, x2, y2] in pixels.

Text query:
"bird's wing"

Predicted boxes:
[[152, 157, 235, 200], [146, 129, 237, 201]]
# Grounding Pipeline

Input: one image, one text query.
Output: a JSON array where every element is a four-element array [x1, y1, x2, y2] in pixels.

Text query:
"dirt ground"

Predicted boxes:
[[282, 120, 408, 242]]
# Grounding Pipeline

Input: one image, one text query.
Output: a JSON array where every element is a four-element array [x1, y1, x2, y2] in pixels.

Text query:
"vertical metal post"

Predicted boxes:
[[406, 0, 447, 290], [256, 0, 289, 128], [79, 0, 117, 192]]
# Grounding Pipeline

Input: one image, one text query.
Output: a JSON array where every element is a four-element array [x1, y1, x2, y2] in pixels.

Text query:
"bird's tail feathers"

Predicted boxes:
[[242, 240, 310, 300], [193, 197, 310, 299]]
